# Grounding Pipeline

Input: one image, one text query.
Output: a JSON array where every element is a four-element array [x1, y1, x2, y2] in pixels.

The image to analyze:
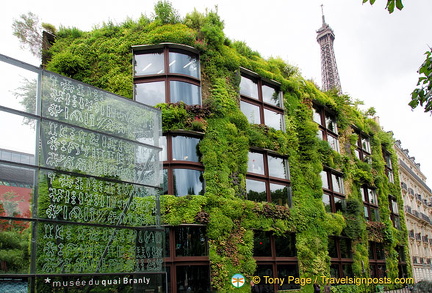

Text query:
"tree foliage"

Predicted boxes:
[[410, 49, 432, 112], [362, 0, 404, 13]]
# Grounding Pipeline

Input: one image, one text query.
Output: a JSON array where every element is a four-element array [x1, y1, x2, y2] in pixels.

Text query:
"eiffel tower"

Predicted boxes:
[[316, 5, 342, 94]]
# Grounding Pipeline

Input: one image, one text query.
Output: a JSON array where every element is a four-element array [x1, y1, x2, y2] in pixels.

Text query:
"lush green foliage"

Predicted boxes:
[[41, 1, 411, 291], [410, 49, 432, 112]]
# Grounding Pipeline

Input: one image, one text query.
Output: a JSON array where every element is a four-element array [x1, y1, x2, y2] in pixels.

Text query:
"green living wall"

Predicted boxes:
[[42, 2, 411, 292]]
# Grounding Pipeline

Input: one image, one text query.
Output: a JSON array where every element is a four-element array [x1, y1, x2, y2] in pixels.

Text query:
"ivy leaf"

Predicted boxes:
[[386, 0, 395, 13], [396, 0, 404, 10]]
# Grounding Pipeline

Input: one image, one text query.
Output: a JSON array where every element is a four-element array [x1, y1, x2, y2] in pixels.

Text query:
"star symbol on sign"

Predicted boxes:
[[44, 277, 51, 284]]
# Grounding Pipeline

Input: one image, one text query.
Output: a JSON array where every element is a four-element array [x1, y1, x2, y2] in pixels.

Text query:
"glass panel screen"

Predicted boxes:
[[264, 109, 283, 130], [262, 84, 281, 107], [240, 76, 258, 99], [170, 81, 201, 105], [172, 136, 200, 162], [173, 169, 203, 196], [168, 52, 199, 78], [240, 101, 260, 124], [134, 52, 164, 75], [246, 179, 266, 202], [268, 155, 289, 179], [247, 152, 264, 175], [135, 81, 166, 107]]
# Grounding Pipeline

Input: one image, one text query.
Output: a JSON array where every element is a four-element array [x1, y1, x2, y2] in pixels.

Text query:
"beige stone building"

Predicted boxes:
[[395, 140, 432, 281]]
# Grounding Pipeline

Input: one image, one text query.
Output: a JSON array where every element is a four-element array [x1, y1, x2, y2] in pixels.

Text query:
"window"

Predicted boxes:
[[160, 133, 204, 196], [313, 105, 339, 152], [354, 131, 371, 162], [240, 71, 284, 131], [321, 169, 345, 213], [164, 226, 210, 292], [383, 150, 394, 183], [133, 44, 201, 106], [246, 150, 291, 206], [389, 196, 401, 229], [253, 231, 299, 291], [328, 237, 353, 278], [369, 242, 386, 278], [361, 186, 379, 221]]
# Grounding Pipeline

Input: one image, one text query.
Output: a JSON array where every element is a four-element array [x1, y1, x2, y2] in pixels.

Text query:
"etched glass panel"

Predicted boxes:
[[42, 72, 161, 145]]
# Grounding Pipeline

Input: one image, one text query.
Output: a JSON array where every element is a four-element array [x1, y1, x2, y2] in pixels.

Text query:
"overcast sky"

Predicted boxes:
[[1, 0, 432, 185]]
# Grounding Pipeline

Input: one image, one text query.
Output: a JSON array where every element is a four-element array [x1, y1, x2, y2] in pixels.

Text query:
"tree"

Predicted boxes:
[[362, 0, 404, 13], [12, 12, 56, 58], [152, 0, 181, 24], [410, 49, 432, 112]]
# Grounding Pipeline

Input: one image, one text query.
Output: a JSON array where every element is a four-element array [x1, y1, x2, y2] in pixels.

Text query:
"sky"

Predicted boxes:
[[1, 0, 432, 184]]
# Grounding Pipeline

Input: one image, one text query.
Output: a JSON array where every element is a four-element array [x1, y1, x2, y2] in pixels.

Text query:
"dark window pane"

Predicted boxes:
[[343, 264, 354, 277], [168, 52, 199, 78], [134, 52, 164, 75], [240, 101, 260, 124], [330, 264, 340, 278], [328, 238, 338, 258], [254, 265, 274, 293], [135, 81, 165, 106], [246, 179, 266, 202], [176, 265, 210, 293], [339, 238, 352, 258], [278, 264, 300, 290], [170, 81, 201, 105], [253, 231, 271, 257], [175, 226, 207, 257], [240, 76, 258, 99], [173, 169, 204, 196], [275, 233, 296, 257], [172, 136, 200, 162], [334, 197, 346, 213]]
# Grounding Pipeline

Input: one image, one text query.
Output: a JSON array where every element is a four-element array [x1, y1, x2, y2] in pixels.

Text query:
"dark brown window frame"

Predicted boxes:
[[328, 236, 354, 278], [133, 44, 201, 105], [246, 148, 291, 205], [322, 167, 345, 213], [313, 104, 339, 152], [240, 69, 285, 131], [361, 186, 380, 222]]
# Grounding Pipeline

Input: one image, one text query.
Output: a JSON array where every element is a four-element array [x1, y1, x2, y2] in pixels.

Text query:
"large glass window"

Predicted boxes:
[[383, 150, 394, 183], [361, 186, 379, 221], [313, 106, 339, 152], [321, 169, 345, 213], [328, 237, 353, 278], [133, 44, 201, 107], [246, 151, 291, 205], [369, 242, 386, 278], [162, 133, 204, 197], [240, 72, 284, 131], [354, 130, 371, 162], [389, 195, 401, 229]]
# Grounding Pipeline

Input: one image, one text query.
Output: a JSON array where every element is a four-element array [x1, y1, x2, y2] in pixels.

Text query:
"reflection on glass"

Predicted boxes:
[[327, 135, 339, 152], [262, 84, 281, 107], [135, 82, 165, 106], [268, 155, 289, 179], [0, 61, 38, 114], [246, 179, 266, 202], [313, 108, 322, 124], [247, 152, 264, 175], [240, 76, 258, 99], [368, 189, 377, 205], [278, 265, 300, 290], [332, 174, 344, 194], [170, 81, 201, 105], [264, 109, 283, 131], [253, 231, 271, 256], [0, 219, 31, 273], [172, 136, 200, 162], [176, 265, 210, 292], [159, 136, 167, 161], [240, 101, 260, 124], [334, 197, 346, 212], [328, 237, 338, 258], [0, 163, 34, 218], [168, 52, 199, 78], [175, 226, 207, 256], [0, 110, 36, 156], [361, 137, 371, 153], [340, 238, 352, 258], [134, 52, 164, 75], [321, 171, 329, 189], [270, 183, 288, 206], [326, 114, 338, 134], [323, 194, 331, 212], [173, 169, 203, 196]]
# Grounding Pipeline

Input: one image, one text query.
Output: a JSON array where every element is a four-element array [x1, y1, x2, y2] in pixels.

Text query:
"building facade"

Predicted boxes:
[[0, 5, 413, 293], [395, 140, 432, 282]]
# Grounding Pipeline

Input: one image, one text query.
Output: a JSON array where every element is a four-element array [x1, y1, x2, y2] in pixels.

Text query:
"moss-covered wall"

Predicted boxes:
[[44, 3, 411, 292]]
